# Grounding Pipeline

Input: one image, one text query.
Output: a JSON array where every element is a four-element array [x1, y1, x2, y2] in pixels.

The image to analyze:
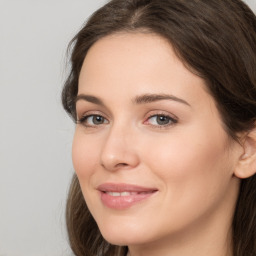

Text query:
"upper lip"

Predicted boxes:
[[97, 183, 158, 192]]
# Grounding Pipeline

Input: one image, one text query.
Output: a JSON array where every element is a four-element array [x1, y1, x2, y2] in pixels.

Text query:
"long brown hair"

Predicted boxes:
[[62, 0, 256, 255]]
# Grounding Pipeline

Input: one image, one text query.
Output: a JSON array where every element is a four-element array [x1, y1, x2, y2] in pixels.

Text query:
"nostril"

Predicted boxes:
[[100, 162, 127, 168], [116, 163, 128, 168], [100, 160, 132, 172], [100, 147, 140, 171]]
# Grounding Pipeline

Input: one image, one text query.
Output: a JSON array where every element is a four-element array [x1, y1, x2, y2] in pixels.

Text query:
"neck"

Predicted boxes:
[[128, 229, 233, 256], [127, 221, 233, 256]]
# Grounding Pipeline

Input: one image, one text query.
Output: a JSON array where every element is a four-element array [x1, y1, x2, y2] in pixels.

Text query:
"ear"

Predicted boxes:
[[234, 128, 256, 179]]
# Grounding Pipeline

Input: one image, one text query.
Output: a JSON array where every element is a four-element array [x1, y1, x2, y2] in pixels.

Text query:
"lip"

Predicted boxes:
[[97, 183, 158, 210]]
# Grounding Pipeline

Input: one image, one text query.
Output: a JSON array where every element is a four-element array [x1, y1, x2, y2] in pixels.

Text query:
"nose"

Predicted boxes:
[[100, 124, 140, 172]]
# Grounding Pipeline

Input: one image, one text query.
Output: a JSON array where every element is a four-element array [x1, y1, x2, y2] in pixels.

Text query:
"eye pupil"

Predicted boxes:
[[93, 116, 104, 124], [157, 115, 170, 125]]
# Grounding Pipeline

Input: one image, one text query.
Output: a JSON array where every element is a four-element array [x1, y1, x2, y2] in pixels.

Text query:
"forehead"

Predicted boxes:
[[79, 32, 210, 105], [81, 33, 199, 86], [80, 32, 177, 83]]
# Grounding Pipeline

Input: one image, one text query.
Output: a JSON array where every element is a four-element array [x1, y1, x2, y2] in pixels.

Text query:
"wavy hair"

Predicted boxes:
[[62, 0, 256, 255]]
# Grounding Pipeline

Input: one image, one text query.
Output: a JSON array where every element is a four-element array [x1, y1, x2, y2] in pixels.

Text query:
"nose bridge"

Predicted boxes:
[[100, 119, 139, 171]]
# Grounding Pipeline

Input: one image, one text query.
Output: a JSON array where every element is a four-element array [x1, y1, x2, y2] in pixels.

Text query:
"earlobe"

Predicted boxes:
[[234, 128, 256, 179]]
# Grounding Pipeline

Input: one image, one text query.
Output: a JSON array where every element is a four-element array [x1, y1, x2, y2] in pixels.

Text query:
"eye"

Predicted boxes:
[[77, 114, 108, 127], [146, 114, 177, 127]]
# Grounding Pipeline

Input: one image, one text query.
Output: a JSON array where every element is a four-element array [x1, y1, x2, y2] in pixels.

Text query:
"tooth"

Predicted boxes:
[[106, 191, 143, 196], [107, 192, 121, 196], [121, 192, 130, 196]]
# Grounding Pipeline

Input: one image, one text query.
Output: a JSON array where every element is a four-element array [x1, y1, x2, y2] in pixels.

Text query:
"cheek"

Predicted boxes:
[[143, 126, 233, 201], [72, 131, 98, 179], [137, 129, 235, 234]]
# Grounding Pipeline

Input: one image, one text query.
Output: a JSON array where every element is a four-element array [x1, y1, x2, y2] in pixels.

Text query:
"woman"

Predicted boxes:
[[62, 0, 256, 255]]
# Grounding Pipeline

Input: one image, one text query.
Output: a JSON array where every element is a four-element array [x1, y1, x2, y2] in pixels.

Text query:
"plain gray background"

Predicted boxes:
[[0, 1, 255, 255]]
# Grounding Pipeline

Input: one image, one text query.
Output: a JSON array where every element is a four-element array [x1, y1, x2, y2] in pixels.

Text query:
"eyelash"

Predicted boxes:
[[77, 112, 178, 129], [77, 114, 108, 128], [145, 113, 178, 128]]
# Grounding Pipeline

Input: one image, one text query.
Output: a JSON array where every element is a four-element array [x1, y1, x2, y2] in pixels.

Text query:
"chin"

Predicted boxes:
[[98, 222, 151, 246], [102, 234, 147, 247]]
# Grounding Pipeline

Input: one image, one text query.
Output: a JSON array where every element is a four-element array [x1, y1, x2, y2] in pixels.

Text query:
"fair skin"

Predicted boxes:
[[72, 32, 247, 256]]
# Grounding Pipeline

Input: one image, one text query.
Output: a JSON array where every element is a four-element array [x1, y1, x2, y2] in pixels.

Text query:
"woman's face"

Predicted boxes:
[[73, 33, 242, 248]]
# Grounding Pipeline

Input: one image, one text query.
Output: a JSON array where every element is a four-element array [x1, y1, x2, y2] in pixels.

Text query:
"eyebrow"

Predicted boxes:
[[75, 93, 190, 107], [75, 94, 105, 106], [133, 93, 191, 106]]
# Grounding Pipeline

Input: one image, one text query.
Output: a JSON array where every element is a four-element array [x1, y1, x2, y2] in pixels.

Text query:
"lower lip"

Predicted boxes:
[[100, 191, 156, 209]]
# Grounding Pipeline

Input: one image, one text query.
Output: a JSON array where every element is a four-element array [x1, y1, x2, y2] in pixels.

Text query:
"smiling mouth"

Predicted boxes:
[[104, 191, 154, 197], [97, 183, 158, 209]]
